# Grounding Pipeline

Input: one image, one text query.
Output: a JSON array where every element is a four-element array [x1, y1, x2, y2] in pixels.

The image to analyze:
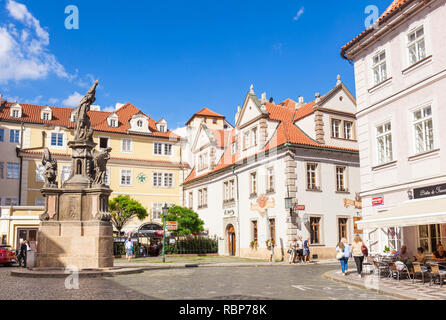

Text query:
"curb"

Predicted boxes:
[[323, 270, 421, 300], [10, 267, 145, 278]]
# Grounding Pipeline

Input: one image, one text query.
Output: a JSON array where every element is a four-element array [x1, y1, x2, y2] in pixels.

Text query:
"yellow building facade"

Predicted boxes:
[[0, 99, 186, 249]]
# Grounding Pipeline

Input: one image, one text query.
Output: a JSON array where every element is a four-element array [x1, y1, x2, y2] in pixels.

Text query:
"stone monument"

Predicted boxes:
[[37, 81, 114, 269]]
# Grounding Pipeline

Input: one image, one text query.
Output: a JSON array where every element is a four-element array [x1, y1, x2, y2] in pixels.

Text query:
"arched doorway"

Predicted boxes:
[[227, 224, 236, 256]]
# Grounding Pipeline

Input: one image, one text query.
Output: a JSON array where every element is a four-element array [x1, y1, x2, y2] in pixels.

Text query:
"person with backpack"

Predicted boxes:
[[351, 235, 367, 278], [125, 237, 134, 262], [336, 237, 350, 276]]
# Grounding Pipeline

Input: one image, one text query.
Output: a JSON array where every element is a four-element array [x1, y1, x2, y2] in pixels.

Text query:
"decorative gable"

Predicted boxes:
[[40, 106, 52, 121], [107, 112, 119, 128], [10, 103, 22, 118], [129, 112, 151, 133], [156, 118, 167, 133]]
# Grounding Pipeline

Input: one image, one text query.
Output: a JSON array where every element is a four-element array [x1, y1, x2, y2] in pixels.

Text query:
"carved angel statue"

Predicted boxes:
[[42, 148, 58, 188], [74, 80, 98, 141], [92, 147, 112, 187]]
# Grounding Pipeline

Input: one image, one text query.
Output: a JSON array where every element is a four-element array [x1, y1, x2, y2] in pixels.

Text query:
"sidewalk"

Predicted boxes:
[[325, 270, 446, 300]]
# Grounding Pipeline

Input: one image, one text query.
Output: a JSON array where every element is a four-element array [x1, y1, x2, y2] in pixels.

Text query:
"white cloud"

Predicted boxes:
[[173, 126, 188, 138], [102, 106, 115, 113], [0, 0, 70, 83], [62, 92, 83, 107], [48, 97, 59, 105], [293, 7, 305, 21]]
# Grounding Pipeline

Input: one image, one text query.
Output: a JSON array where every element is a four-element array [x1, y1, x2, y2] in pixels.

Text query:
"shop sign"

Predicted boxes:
[[414, 183, 446, 199], [295, 205, 305, 211], [167, 221, 178, 231], [372, 197, 384, 206], [353, 217, 363, 234]]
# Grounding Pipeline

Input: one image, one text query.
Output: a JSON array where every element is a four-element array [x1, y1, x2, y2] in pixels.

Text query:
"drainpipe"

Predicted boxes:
[[17, 123, 24, 205], [232, 165, 241, 257]]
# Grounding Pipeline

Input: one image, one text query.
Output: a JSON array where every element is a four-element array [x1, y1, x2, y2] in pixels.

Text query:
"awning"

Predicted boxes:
[[357, 197, 446, 229]]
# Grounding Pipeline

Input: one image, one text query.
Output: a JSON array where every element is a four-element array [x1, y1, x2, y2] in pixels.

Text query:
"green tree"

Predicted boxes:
[[109, 195, 148, 236], [165, 205, 204, 236]]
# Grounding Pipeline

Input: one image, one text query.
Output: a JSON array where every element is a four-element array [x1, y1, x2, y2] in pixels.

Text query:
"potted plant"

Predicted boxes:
[[265, 239, 272, 250], [249, 240, 258, 250]]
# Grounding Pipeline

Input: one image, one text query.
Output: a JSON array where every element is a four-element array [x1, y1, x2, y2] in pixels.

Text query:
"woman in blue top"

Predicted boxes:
[[303, 237, 310, 264], [336, 237, 350, 276], [125, 237, 134, 262]]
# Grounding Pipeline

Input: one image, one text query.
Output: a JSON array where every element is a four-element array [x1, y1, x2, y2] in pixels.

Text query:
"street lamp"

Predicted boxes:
[[162, 203, 169, 263]]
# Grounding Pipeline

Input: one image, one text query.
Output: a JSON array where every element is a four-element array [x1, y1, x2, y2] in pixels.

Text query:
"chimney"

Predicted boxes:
[[261, 92, 267, 104], [269, 97, 274, 103], [296, 96, 305, 109]]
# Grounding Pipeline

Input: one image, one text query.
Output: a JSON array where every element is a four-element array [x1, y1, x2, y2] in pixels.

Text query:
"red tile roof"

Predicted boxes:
[[186, 107, 225, 125], [341, 0, 414, 59], [0, 100, 180, 140], [183, 98, 358, 185]]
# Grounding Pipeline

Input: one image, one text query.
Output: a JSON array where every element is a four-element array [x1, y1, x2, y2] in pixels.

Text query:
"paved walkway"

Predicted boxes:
[[325, 270, 446, 300]]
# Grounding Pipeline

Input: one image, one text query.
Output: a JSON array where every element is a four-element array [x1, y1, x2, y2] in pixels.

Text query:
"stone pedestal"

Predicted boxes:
[[37, 220, 113, 269]]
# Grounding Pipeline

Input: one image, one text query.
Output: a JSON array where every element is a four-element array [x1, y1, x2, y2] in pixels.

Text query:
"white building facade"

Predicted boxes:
[[183, 80, 361, 260], [341, 0, 446, 256]]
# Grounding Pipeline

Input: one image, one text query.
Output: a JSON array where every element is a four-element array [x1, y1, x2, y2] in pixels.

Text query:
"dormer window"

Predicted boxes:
[[70, 110, 76, 123], [10, 103, 22, 118], [40, 107, 52, 121], [156, 118, 168, 133], [107, 113, 119, 128], [129, 113, 151, 133], [137, 120, 143, 128]]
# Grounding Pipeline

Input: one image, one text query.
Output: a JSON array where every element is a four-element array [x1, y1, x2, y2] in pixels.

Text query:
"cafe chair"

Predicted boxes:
[[393, 261, 412, 281], [412, 262, 429, 284], [429, 263, 446, 287]]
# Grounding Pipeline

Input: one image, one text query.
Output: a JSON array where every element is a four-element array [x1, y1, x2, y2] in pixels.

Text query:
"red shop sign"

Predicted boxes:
[[372, 197, 384, 206], [295, 205, 306, 211]]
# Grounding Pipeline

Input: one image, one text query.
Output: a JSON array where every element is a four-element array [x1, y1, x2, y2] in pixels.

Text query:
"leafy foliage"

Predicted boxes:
[[109, 195, 148, 236], [165, 206, 204, 236], [165, 236, 218, 254]]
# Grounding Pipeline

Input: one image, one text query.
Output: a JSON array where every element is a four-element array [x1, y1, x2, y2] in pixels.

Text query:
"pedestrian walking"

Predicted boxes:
[[125, 237, 134, 262], [303, 237, 310, 263], [288, 238, 298, 264], [352, 235, 364, 278], [17, 240, 27, 268], [336, 237, 350, 276], [297, 236, 304, 263]]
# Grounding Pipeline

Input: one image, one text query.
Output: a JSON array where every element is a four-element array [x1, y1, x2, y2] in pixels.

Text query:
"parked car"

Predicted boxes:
[[0, 245, 17, 266]]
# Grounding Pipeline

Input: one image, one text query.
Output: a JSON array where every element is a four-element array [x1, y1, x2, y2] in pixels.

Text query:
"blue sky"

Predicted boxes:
[[0, 0, 393, 131]]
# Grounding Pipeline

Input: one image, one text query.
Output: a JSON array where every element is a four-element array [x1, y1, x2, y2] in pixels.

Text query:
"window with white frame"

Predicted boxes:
[[344, 121, 353, 140], [251, 127, 258, 146], [250, 172, 257, 196], [153, 172, 162, 187], [42, 112, 51, 120], [9, 129, 20, 143], [104, 168, 110, 185], [306, 163, 319, 191], [376, 122, 393, 164], [61, 166, 71, 183], [152, 202, 163, 220], [164, 144, 172, 155], [388, 227, 402, 252], [418, 224, 446, 254], [121, 139, 132, 152], [164, 173, 173, 188], [7, 163, 19, 179], [372, 50, 387, 85], [50, 133, 63, 147], [12, 110, 20, 118], [188, 192, 193, 209], [224, 179, 235, 202], [4, 198, 18, 206], [331, 119, 341, 138], [36, 164, 45, 182], [35, 198, 45, 206], [198, 188, 208, 208], [154, 143, 163, 155], [198, 152, 208, 171], [336, 166, 347, 192], [413, 106, 434, 154], [120, 169, 132, 185], [266, 167, 275, 192], [407, 26, 426, 65]]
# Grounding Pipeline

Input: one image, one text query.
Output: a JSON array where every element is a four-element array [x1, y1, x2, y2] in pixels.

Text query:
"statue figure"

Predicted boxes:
[[92, 147, 112, 187], [42, 148, 58, 188], [74, 80, 98, 141]]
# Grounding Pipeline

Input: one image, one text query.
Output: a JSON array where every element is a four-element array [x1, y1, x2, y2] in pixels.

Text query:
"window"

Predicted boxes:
[[251, 220, 258, 242], [42, 112, 50, 120], [376, 122, 393, 164], [388, 227, 402, 252], [188, 192, 193, 209], [418, 224, 446, 254], [413, 106, 433, 154], [198, 188, 208, 208], [243, 131, 249, 149], [306, 163, 319, 190], [212, 119, 217, 124], [310, 217, 321, 244], [0, 162, 3, 179], [121, 139, 132, 152], [152, 202, 163, 220], [372, 51, 387, 85], [344, 121, 353, 140], [338, 218, 348, 242], [35, 198, 45, 206], [164, 173, 173, 188], [269, 218, 276, 246], [231, 142, 237, 155], [164, 144, 172, 156], [104, 168, 110, 185], [0, 129, 4, 142], [198, 152, 208, 171], [159, 125, 166, 132], [110, 119, 117, 127], [408, 26, 426, 65], [36, 164, 45, 182], [5, 198, 18, 206], [331, 119, 341, 138], [223, 179, 235, 202], [6, 163, 19, 179], [51, 133, 63, 147], [336, 166, 347, 192], [10, 129, 20, 143], [99, 137, 109, 149], [266, 167, 275, 193], [154, 143, 163, 155], [153, 172, 162, 187], [137, 120, 143, 128], [252, 127, 258, 146], [250, 172, 257, 196], [61, 166, 71, 183], [120, 169, 132, 185], [12, 109, 20, 118]]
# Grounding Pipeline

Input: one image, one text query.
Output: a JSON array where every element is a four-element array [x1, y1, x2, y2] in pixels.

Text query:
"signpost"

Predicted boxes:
[[295, 204, 305, 211], [167, 221, 178, 231]]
